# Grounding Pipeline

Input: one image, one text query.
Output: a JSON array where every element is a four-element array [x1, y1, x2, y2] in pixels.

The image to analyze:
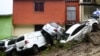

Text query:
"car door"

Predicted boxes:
[[0, 41, 5, 51], [71, 25, 85, 41], [16, 36, 25, 51], [6, 39, 16, 52], [34, 31, 46, 47], [83, 24, 91, 34]]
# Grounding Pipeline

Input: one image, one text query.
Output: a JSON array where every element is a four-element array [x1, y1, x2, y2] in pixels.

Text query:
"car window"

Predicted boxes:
[[62, 33, 70, 40], [16, 36, 24, 42], [0, 41, 5, 46], [8, 39, 16, 45], [71, 25, 85, 36]]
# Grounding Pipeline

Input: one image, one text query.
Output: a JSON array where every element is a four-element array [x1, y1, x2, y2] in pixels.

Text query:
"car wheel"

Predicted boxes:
[[33, 45, 39, 54], [92, 23, 98, 32]]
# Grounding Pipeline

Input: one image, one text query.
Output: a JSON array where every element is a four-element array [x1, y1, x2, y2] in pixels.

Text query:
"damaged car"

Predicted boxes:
[[60, 19, 99, 43]]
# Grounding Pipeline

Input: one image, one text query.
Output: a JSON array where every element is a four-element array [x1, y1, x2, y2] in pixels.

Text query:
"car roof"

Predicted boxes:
[[48, 22, 60, 28], [18, 31, 42, 38], [65, 23, 81, 34]]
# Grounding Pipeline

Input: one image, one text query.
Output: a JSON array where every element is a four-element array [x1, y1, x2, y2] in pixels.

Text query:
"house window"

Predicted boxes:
[[83, 0, 92, 2], [67, 6, 76, 22], [35, 1, 44, 11]]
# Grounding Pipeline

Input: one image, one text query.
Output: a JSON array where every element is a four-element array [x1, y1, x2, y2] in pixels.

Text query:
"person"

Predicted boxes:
[[92, 8, 100, 20]]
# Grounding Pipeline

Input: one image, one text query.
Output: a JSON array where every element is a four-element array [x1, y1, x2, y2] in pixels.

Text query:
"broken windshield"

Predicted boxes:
[[61, 33, 70, 40]]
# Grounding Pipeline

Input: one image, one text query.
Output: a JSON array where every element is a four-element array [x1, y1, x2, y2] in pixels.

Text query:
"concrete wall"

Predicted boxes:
[[0, 16, 12, 39]]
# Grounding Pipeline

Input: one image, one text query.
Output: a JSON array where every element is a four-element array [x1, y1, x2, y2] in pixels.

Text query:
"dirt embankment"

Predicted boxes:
[[61, 43, 100, 56], [35, 42, 100, 56]]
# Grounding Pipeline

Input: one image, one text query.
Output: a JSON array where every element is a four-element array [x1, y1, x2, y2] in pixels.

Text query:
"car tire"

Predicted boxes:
[[32, 45, 39, 54], [92, 23, 98, 32]]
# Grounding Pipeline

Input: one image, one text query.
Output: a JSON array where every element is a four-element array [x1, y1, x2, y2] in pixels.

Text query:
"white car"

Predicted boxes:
[[60, 19, 98, 43], [42, 22, 64, 36], [15, 31, 46, 53], [42, 22, 64, 43]]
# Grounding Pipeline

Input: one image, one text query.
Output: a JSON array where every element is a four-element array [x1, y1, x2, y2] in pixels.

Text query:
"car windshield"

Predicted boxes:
[[61, 33, 70, 40]]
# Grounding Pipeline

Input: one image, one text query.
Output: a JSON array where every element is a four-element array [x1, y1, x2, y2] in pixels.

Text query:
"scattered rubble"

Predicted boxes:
[[88, 32, 100, 45], [35, 42, 100, 56]]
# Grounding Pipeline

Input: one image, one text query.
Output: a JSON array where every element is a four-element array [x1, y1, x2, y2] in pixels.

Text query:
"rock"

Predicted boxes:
[[88, 32, 100, 45]]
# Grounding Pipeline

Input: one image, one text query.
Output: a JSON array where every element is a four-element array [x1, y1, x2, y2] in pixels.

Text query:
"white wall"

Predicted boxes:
[[79, 0, 83, 3], [0, 0, 13, 15]]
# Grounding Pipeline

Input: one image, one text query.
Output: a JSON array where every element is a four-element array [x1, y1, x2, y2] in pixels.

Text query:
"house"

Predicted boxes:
[[79, 0, 100, 22], [13, 0, 79, 36], [65, 0, 79, 30], [0, 0, 13, 39], [65, 0, 79, 24]]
